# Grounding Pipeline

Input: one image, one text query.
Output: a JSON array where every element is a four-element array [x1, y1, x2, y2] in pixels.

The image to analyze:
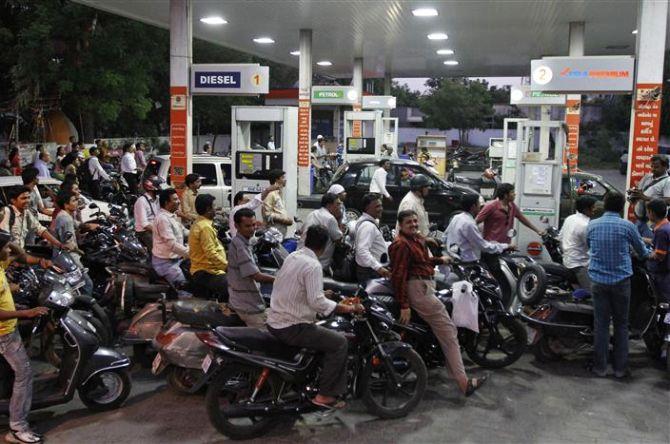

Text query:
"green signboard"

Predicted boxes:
[[530, 91, 560, 98], [313, 90, 344, 99]]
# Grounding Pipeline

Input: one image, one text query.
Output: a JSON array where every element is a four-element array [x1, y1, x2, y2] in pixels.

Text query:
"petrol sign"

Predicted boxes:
[[530, 56, 635, 93], [311, 86, 357, 105], [191, 64, 269, 95]]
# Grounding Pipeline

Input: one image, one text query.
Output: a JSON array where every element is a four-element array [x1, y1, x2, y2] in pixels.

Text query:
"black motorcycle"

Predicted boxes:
[[0, 281, 132, 413], [198, 292, 427, 440]]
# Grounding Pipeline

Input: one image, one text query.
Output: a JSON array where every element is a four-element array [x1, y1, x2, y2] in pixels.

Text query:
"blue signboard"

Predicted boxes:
[[190, 64, 269, 96], [194, 72, 241, 88]]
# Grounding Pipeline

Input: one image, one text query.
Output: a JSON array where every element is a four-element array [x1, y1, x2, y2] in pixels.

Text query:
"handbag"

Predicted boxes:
[[451, 281, 479, 333], [331, 219, 378, 282]]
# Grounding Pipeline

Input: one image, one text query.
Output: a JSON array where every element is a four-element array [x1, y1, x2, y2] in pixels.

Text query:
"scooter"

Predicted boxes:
[[0, 282, 132, 414]]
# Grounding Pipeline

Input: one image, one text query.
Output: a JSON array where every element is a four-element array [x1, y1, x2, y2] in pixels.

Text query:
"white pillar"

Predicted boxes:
[[565, 21, 584, 170], [625, 0, 668, 218], [353, 57, 363, 111], [383, 72, 392, 118], [169, 0, 192, 186], [297, 29, 312, 197]]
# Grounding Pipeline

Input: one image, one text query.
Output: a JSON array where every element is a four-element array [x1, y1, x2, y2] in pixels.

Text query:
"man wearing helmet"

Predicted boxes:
[[397, 174, 432, 236], [134, 175, 162, 252]]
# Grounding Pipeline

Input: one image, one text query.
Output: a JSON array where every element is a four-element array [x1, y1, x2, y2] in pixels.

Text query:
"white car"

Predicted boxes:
[[143, 154, 232, 208], [0, 176, 112, 224]]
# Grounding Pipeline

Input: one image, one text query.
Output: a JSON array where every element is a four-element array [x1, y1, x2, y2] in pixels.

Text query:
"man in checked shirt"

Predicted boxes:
[[389, 209, 487, 397]]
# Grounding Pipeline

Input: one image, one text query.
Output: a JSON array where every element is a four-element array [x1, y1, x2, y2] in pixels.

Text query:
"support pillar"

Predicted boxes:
[[383, 72, 392, 118], [625, 0, 668, 219], [297, 29, 312, 197], [353, 57, 363, 112], [169, 0, 192, 187], [565, 21, 584, 171]]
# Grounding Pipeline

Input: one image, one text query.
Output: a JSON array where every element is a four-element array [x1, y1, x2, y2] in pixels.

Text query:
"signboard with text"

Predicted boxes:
[[510, 85, 566, 106], [362, 95, 397, 110], [627, 83, 663, 220], [170, 85, 188, 186], [297, 99, 311, 167], [531, 56, 634, 93], [191, 64, 269, 95], [311, 86, 357, 105], [563, 98, 581, 172]]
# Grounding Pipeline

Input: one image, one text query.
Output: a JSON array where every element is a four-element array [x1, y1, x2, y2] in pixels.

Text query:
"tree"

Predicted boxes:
[[419, 78, 494, 144]]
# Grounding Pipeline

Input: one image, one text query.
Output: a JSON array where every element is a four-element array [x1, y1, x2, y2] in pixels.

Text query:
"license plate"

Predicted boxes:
[[202, 354, 213, 373], [664, 313, 670, 324], [151, 353, 162, 374]]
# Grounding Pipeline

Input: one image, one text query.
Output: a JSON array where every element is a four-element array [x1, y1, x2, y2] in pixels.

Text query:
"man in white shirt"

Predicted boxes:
[[229, 184, 280, 237], [397, 174, 431, 237], [369, 159, 393, 202], [152, 189, 190, 296], [33, 152, 51, 178], [266, 136, 275, 150], [559, 196, 596, 292], [628, 154, 670, 238], [267, 225, 364, 409], [299, 193, 343, 270], [120, 143, 138, 194], [444, 194, 509, 263], [87, 147, 110, 199], [134, 175, 162, 252], [355, 193, 391, 284], [313, 135, 326, 159]]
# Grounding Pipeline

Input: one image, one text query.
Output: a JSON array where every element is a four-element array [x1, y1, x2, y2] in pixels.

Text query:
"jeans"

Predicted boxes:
[[191, 271, 229, 302], [152, 256, 190, 298], [0, 331, 33, 432], [651, 273, 670, 302], [592, 278, 631, 375], [569, 266, 592, 293], [268, 323, 348, 397]]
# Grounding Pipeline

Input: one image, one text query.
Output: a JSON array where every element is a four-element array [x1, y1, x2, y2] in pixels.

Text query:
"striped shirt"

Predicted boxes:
[[267, 247, 337, 329], [227, 234, 264, 314], [586, 211, 649, 285]]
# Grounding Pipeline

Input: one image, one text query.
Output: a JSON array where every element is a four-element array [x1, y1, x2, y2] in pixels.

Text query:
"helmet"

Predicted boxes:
[[142, 175, 163, 191], [409, 174, 431, 191], [317, 135, 324, 140], [0, 229, 11, 250]]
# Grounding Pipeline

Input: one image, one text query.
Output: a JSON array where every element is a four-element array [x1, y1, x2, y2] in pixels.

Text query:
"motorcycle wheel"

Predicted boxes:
[[532, 335, 562, 363], [206, 367, 281, 440], [517, 264, 548, 306], [465, 317, 527, 369], [642, 330, 663, 359], [78, 369, 132, 412], [167, 366, 205, 395], [360, 347, 427, 419]]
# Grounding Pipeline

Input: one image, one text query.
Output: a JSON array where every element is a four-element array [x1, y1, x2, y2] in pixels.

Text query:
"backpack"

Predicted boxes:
[[331, 219, 377, 282], [77, 158, 94, 190]]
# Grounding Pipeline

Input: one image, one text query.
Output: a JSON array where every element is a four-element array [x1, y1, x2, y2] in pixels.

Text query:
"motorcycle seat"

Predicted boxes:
[[132, 279, 173, 300], [115, 262, 154, 276], [539, 262, 576, 283], [172, 300, 244, 328], [550, 300, 593, 315], [215, 326, 305, 361], [323, 277, 359, 295]]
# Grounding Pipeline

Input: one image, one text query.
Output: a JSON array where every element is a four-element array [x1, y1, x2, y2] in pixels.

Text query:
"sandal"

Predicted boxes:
[[311, 397, 346, 410], [465, 375, 488, 397]]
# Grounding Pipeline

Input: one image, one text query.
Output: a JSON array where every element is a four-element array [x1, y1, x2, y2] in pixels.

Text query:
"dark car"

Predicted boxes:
[[331, 158, 480, 228], [560, 171, 620, 223]]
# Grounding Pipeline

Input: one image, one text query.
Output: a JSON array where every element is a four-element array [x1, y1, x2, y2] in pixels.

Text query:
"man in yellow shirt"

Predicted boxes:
[[189, 194, 229, 301], [0, 230, 48, 443]]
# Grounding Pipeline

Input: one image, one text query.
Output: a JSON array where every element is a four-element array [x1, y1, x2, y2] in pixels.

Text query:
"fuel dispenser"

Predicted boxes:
[[382, 117, 399, 156], [230, 106, 298, 221], [514, 119, 565, 261], [416, 135, 449, 177], [343, 110, 384, 161], [501, 118, 528, 184]]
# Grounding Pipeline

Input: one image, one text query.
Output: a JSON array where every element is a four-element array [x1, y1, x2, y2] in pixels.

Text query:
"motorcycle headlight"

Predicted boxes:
[[46, 289, 74, 307], [66, 269, 83, 285]]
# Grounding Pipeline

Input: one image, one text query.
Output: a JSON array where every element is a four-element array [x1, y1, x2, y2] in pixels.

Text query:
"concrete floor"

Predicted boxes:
[[4, 341, 668, 444]]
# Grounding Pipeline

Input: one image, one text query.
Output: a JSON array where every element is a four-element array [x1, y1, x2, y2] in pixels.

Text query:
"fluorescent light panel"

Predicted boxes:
[[436, 49, 454, 55], [428, 33, 448, 40], [317, 60, 332, 66], [290, 50, 300, 56], [412, 8, 438, 17], [444, 60, 459, 65], [253, 37, 275, 44], [200, 16, 227, 25]]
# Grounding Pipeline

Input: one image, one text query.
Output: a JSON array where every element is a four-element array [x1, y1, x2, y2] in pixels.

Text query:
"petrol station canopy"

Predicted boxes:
[[73, 0, 658, 78]]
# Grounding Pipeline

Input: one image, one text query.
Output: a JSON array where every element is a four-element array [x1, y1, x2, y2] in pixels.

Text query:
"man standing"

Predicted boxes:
[[135, 142, 148, 174], [120, 143, 138, 194], [202, 142, 212, 155], [444, 194, 509, 263], [229, 185, 279, 237], [370, 159, 393, 202], [180, 173, 202, 227], [628, 154, 670, 238], [559, 196, 597, 292], [189, 194, 229, 301], [33, 152, 50, 178], [477, 183, 544, 243], [299, 193, 343, 270], [267, 225, 364, 409], [397, 174, 431, 236], [587, 192, 649, 378], [22, 167, 53, 218], [355, 193, 391, 284], [262, 169, 293, 236], [390, 210, 486, 396], [646, 199, 670, 301], [134, 175, 162, 252], [152, 189, 190, 296], [87, 147, 110, 199], [227, 208, 275, 328], [313, 135, 326, 160]]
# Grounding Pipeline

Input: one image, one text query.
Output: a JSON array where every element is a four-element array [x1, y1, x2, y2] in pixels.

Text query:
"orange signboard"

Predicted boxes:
[[170, 86, 188, 187], [298, 99, 311, 167], [563, 98, 581, 172], [627, 83, 663, 220]]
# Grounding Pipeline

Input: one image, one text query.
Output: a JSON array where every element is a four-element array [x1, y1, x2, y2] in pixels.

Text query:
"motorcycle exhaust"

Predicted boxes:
[[222, 400, 318, 418]]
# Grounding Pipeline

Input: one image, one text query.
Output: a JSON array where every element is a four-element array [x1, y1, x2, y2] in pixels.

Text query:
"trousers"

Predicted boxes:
[[0, 331, 32, 432], [592, 278, 631, 375]]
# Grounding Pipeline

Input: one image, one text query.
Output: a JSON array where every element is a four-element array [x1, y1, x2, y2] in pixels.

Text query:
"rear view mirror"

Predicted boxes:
[[506, 229, 517, 239]]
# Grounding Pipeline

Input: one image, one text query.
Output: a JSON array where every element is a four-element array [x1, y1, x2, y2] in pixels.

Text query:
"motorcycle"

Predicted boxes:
[[0, 282, 132, 413], [198, 291, 427, 440]]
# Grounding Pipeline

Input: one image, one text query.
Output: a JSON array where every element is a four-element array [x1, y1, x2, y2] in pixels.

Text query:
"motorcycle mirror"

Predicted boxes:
[[88, 203, 99, 209], [506, 229, 517, 238]]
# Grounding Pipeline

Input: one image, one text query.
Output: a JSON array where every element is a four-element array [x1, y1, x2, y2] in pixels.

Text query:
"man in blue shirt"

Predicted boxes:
[[587, 192, 649, 378], [646, 199, 670, 301]]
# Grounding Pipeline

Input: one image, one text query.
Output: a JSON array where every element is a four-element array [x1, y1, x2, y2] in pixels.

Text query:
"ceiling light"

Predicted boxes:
[[200, 16, 227, 25], [317, 60, 332, 66], [444, 60, 459, 66], [412, 8, 438, 17], [427, 33, 448, 40], [290, 50, 300, 56], [253, 37, 275, 44], [436, 49, 454, 55], [632, 29, 638, 34]]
